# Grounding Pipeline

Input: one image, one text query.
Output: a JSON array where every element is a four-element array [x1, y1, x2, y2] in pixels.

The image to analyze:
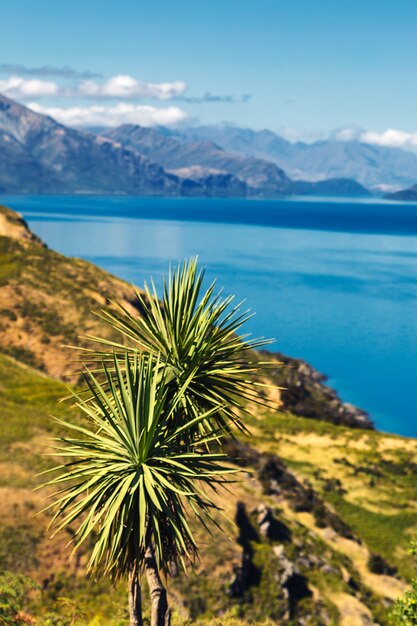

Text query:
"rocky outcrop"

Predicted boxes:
[[272, 544, 312, 621], [263, 350, 374, 429], [230, 501, 315, 622], [225, 439, 357, 541], [256, 504, 292, 542], [229, 503, 261, 598], [0, 205, 44, 245]]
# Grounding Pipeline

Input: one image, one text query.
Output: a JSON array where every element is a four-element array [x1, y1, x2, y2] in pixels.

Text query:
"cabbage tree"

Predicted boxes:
[[46, 259, 275, 625], [83, 258, 275, 438], [43, 354, 235, 626]]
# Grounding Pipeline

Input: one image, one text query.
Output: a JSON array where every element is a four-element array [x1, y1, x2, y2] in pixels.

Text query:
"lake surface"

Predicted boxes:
[[2, 194, 417, 437]]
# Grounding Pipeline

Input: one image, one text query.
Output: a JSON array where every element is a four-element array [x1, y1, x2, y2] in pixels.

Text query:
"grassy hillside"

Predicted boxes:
[[0, 205, 140, 381], [1, 205, 416, 625]]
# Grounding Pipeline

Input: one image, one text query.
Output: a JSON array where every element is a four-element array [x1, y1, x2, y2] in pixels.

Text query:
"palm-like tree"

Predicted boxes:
[[43, 354, 235, 626], [46, 260, 275, 624], [83, 258, 275, 439]]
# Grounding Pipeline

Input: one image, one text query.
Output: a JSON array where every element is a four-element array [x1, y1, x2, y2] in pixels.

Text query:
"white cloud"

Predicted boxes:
[[0, 73, 187, 101], [274, 125, 417, 151], [359, 129, 417, 149], [77, 75, 187, 100], [0, 76, 58, 97], [330, 125, 365, 141], [27, 102, 189, 127], [0, 70, 241, 106]]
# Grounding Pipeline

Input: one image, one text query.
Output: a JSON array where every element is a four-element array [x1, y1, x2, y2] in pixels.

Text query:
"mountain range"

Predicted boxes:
[[173, 124, 417, 190], [102, 124, 368, 197], [1, 92, 417, 196], [0, 94, 247, 197]]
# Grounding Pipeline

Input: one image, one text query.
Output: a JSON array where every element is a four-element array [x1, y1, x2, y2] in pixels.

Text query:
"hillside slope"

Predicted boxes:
[[3, 352, 416, 625], [0, 205, 142, 380], [1, 206, 415, 625]]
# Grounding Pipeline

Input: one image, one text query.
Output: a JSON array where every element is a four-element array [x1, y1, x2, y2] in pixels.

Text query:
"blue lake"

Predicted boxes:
[[2, 194, 417, 437]]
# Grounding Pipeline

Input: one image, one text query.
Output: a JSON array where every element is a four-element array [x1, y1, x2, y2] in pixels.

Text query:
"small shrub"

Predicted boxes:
[[391, 543, 417, 625], [0, 572, 37, 625]]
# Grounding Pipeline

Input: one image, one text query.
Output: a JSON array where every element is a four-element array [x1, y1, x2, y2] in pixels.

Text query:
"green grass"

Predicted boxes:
[[0, 353, 78, 487], [327, 494, 417, 579], [251, 407, 366, 439], [0, 237, 26, 285]]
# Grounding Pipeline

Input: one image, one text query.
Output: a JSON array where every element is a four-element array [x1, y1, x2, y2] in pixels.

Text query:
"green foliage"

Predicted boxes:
[[85, 258, 275, 439], [44, 353, 237, 578], [0, 353, 74, 451], [391, 543, 417, 625], [172, 614, 276, 625], [327, 495, 417, 578], [0, 236, 26, 285], [0, 571, 37, 625], [0, 524, 41, 572]]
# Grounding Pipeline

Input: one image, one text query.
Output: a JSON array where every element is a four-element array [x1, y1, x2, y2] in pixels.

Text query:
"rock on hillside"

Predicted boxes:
[[0, 205, 43, 244], [264, 351, 373, 429]]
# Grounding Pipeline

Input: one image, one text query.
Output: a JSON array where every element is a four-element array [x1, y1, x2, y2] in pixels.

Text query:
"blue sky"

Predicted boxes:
[[2, 0, 417, 146]]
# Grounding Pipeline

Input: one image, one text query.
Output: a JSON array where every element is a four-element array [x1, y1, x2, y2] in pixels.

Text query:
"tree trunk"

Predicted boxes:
[[144, 544, 171, 626], [128, 567, 143, 626]]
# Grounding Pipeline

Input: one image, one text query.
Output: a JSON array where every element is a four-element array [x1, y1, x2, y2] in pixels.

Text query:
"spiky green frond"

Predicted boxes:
[[81, 258, 277, 437], [43, 354, 236, 579]]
